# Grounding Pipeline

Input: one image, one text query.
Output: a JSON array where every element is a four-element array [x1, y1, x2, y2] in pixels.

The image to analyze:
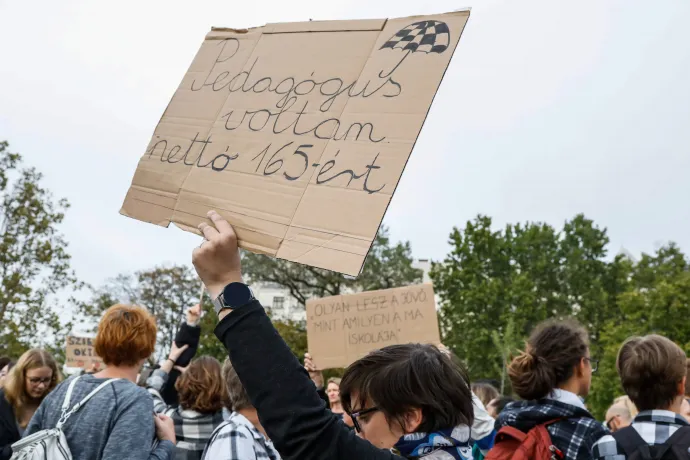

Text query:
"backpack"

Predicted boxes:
[[612, 425, 690, 460], [10, 375, 119, 460], [485, 420, 564, 460]]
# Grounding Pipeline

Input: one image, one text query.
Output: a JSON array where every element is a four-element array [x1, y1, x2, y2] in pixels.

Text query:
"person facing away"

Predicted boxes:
[[592, 334, 690, 459], [191, 209, 476, 460], [147, 352, 225, 460], [613, 396, 639, 420], [0, 349, 60, 459], [472, 383, 500, 410], [491, 318, 607, 460], [25, 304, 176, 460], [605, 403, 632, 433], [201, 359, 281, 460]]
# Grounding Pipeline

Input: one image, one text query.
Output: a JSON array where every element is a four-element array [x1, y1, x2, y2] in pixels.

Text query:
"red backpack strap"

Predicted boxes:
[[495, 425, 528, 443], [533, 423, 564, 459]]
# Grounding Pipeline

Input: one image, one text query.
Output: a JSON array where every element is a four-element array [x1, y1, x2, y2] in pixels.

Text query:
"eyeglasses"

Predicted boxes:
[[349, 406, 380, 433], [584, 357, 599, 373], [27, 377, 52, 385]]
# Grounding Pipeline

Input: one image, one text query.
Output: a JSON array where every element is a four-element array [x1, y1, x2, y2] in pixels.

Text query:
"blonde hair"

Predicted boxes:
[[613, 395, 639, 418], [4, 349, 61, 425], [327, 377, 342, 387]]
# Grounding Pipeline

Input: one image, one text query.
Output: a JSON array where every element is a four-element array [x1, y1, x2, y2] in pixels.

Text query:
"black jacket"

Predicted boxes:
[[0, 389, 19, 460], [161, 321, 201, 407], [214, 300, 404, 460]]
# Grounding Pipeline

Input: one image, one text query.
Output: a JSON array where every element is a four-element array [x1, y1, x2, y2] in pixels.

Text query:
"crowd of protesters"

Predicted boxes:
[[0, 211, 689, 459]]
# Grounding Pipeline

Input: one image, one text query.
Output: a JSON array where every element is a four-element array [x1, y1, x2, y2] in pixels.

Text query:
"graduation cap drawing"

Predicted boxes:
[[379, 20, 451, 78]]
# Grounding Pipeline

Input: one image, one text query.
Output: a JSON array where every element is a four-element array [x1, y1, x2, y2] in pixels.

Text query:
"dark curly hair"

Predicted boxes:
[[508, 319, 589, 401]]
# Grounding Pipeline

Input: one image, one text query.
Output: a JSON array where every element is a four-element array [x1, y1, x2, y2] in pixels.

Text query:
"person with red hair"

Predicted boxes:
[[24, 304, 176, 460]]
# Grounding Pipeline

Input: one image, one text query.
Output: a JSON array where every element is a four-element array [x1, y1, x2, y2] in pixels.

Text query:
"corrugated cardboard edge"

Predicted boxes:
[[264, 19, 387, 33], [120, 10, 472, 277], [346, 9, 471, 277]]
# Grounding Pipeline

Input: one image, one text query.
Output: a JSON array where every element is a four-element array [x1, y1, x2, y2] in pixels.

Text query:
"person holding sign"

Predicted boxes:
[[25, 304, 176, 460], [304, 354, 353, 427], [192, 210, 476, 460]]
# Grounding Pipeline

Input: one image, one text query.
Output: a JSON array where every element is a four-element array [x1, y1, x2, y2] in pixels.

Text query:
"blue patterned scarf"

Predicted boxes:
[[393, 426, 474, 459]]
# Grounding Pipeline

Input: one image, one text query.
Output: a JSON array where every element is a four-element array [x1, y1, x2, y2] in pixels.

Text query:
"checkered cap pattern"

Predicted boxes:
[[380, 20, 450, 53]]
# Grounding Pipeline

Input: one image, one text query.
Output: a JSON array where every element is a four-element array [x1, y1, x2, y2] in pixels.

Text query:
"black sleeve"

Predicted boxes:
[[160, 368, 181, 407], [174, 322, 201, 367], [0, 445, 11, 460], [214, 300, 403, 460], [316, 386, 328, 404]]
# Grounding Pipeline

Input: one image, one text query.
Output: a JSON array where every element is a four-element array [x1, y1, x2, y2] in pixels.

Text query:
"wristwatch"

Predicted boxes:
[[212, 282, 255, 316]]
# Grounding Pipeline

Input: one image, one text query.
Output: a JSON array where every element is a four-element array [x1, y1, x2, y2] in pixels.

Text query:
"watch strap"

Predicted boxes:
[[213, 284, 254, 315], [213, 293, 226, 316]]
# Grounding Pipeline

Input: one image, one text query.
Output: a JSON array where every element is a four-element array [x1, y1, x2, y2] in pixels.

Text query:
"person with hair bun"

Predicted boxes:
[[25, 304, 175, 460], [492, 319, 607, 459]]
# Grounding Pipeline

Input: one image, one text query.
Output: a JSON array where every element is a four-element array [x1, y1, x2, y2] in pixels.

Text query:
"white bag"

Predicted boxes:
[[10, 375, 119, 460]]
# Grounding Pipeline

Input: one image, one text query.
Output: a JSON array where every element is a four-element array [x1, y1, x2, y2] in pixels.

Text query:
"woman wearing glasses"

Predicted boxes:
[[0, 349, 61, 459], [493, 319, 608, 459]]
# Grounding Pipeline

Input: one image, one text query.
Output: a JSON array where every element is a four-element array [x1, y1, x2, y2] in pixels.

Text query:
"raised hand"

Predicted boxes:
[[304, 353, 324, 388], [192, 210, 243, 303], [186, 303, 202, 326]]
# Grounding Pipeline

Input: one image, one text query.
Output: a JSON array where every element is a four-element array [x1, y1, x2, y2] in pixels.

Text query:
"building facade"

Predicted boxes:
[[255, 259, 432, 322]]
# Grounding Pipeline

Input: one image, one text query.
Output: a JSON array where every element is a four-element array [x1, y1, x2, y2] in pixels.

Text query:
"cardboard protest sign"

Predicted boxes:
[[121, 11, 470, 276], [65, 336, 103, 369], [306, 283, 440, 369]]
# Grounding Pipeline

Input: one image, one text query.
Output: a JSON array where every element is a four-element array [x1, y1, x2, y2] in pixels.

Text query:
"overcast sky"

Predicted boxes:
[[1, 0, 688, 289]]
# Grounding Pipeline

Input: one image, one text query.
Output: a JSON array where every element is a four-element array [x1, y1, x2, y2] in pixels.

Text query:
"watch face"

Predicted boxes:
[[223, 282, 252, 308]]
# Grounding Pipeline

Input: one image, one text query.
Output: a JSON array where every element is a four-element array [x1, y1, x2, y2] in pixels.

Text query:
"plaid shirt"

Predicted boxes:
[[147, 369, 225, 460], [496, 400, 609, 460], [201, 411, 281, 460], [592, 410, 690, 459]]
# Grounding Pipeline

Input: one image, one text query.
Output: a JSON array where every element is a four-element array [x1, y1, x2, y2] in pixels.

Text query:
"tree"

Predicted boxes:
[[0, 141, 78, 358], [590, 244, 690, 418], [430, 214, 624, 386], [75, 265, 201, 361], [242, 225, 423, 305], [77, 264, 319, 364], [491, 317, 521, 394]]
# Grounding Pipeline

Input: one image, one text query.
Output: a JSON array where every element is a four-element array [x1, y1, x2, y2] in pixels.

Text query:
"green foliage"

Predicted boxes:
[[76, 265, 206, 362], [491, 317, 521, 394], [0, 141, 78, 358], [431, 214, 617, 381], [241, 225, 423, 305], [77, 265, 322, 364], [591, 245, 690, 418], [431, 214, 690, 419]]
